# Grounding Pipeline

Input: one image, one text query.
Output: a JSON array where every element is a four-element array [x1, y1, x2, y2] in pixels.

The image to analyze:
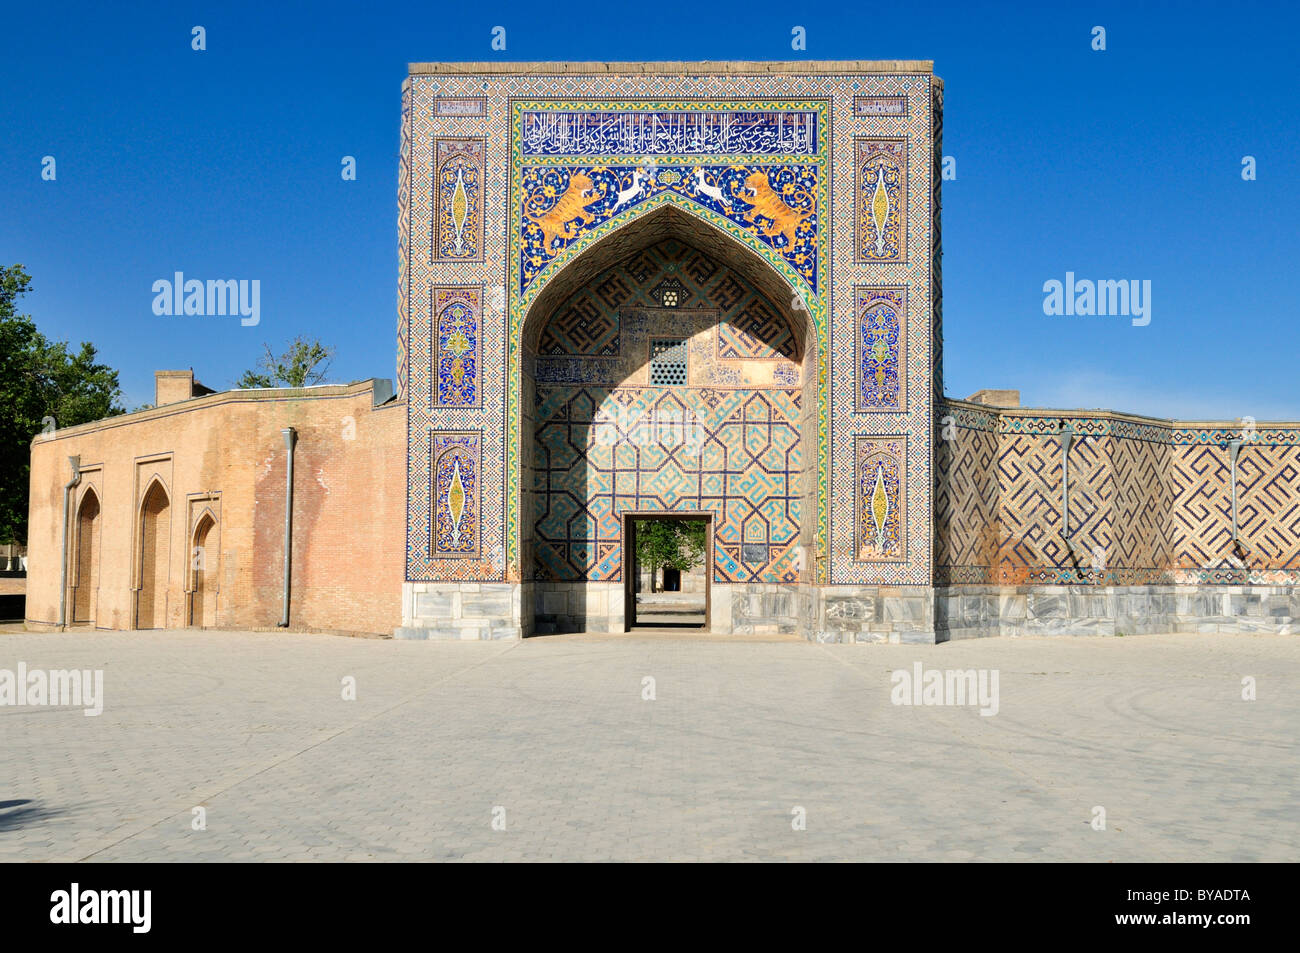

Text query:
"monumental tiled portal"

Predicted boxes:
[[397, 61, 943, 638]]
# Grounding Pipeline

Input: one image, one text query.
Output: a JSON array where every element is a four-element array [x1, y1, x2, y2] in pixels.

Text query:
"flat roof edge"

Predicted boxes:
[[30, 379, 390, 445], [940, 397, 1300, 429], [408, 60, 934, 76]]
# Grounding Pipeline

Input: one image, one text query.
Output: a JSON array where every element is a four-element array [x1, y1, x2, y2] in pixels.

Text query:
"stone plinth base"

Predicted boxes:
[[935, 585, 1300, 640], [394, 582, 522, 640], [815, 587, 937, 643], [398, 580, 821, 639], [396, 581, 1298, 641]]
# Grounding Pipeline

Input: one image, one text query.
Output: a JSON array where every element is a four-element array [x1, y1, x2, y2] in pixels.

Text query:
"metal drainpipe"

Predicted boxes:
[[1060, 424, 1075, 539], [1229, 439, 1243, 546], [57, 455, 82, 628], [279, 428, 297, 627]]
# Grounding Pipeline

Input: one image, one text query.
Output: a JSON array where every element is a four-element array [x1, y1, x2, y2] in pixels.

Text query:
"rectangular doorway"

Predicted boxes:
[[623, 512, 712, 632]]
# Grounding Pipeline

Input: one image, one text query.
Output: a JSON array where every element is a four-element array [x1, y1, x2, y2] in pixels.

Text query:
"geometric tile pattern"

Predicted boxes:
[[433, 287, 480, 407], [717, 295, 793, 360], [536, 306, 803, 391], [536, 238, 798, 369], [397, 82, 412, 401], [539, 295, 621, 356], [1170, 443, 1300, 572], [929, 80, 945, 407], [434, 139, 485, 262], [934, 416, 998, 576], [534, 387, 801, 584], [1113, 434, 1175, 572], [935, 402, 1300, 585], [532, 240, 805, 584], [996, 433, 1109, 582], [856, 287, 906, 411]]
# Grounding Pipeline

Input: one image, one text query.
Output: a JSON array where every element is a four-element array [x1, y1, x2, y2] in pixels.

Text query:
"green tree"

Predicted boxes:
[[634, 519, 707, 592], [237, 336, 335, 388], [0, 264, 125, 545]]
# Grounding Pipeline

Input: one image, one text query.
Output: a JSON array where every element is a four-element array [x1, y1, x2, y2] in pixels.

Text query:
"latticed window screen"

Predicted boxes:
[[650, 339, 688, 385]]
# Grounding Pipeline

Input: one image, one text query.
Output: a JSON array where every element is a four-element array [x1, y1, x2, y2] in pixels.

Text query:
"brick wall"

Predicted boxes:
[[27, 380, 404, 634]]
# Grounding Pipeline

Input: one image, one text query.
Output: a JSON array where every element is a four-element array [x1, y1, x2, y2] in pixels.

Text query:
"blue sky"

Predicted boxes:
[[1, 0, 1296, 418]]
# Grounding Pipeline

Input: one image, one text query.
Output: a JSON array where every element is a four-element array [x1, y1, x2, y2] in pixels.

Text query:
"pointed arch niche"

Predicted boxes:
[[71, 483, 101, 625], [186, 494, 221, 627], [136, 473, 171, 629], [516, 205, 821, 633]]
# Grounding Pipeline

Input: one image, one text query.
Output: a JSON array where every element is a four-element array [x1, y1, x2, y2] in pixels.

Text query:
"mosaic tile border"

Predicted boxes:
[[828, 75, 935, 587], [397, 82, 412, 402]]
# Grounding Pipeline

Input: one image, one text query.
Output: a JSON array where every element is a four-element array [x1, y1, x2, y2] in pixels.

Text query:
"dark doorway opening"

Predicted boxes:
[[624, 513, 711, 631]]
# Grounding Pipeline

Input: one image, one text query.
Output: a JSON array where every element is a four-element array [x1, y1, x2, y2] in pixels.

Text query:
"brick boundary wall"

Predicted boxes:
[[26, 380, 405, 636]]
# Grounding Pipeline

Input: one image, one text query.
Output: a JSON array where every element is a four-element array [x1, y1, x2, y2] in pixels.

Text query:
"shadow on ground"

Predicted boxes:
[[0, 798, 67, 832]]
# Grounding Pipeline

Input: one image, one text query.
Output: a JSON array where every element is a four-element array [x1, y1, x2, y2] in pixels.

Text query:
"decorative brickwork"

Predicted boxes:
[[935, 401, 1300, 587]]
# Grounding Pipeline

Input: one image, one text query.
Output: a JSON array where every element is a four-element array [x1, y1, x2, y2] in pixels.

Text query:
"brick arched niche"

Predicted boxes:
[[72, 486, 101, 625], [190, 510, 218, 627], [136, 478, 171, 629], [518, 206, 819, 634]]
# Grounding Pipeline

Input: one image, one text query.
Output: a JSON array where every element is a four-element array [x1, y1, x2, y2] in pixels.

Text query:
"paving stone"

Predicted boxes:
[[0, 628, 1296, 861]]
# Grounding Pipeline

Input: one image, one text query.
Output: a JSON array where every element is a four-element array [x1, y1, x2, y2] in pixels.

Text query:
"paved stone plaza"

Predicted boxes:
[[1, 628, 1296, 862]]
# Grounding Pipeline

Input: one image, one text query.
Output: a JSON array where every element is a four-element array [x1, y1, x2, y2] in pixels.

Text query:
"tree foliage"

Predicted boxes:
[[237, 335, 335, 388], [634, 519, 707, 592], [0, 264, 125, 545]]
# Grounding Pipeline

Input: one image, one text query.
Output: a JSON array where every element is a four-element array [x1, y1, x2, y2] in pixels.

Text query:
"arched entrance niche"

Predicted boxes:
[[137, 478, 171, 629], [519, 205, 819, 634], [190, 510, 218, 627], [71, 486, 100, 625]]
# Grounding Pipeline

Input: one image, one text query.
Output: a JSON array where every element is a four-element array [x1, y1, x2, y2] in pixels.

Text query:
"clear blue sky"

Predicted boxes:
[[2, 0, 1296, 418]]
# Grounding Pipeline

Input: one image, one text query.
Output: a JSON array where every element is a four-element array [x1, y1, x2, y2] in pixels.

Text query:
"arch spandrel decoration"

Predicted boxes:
[[507, 97, 831, 581]]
